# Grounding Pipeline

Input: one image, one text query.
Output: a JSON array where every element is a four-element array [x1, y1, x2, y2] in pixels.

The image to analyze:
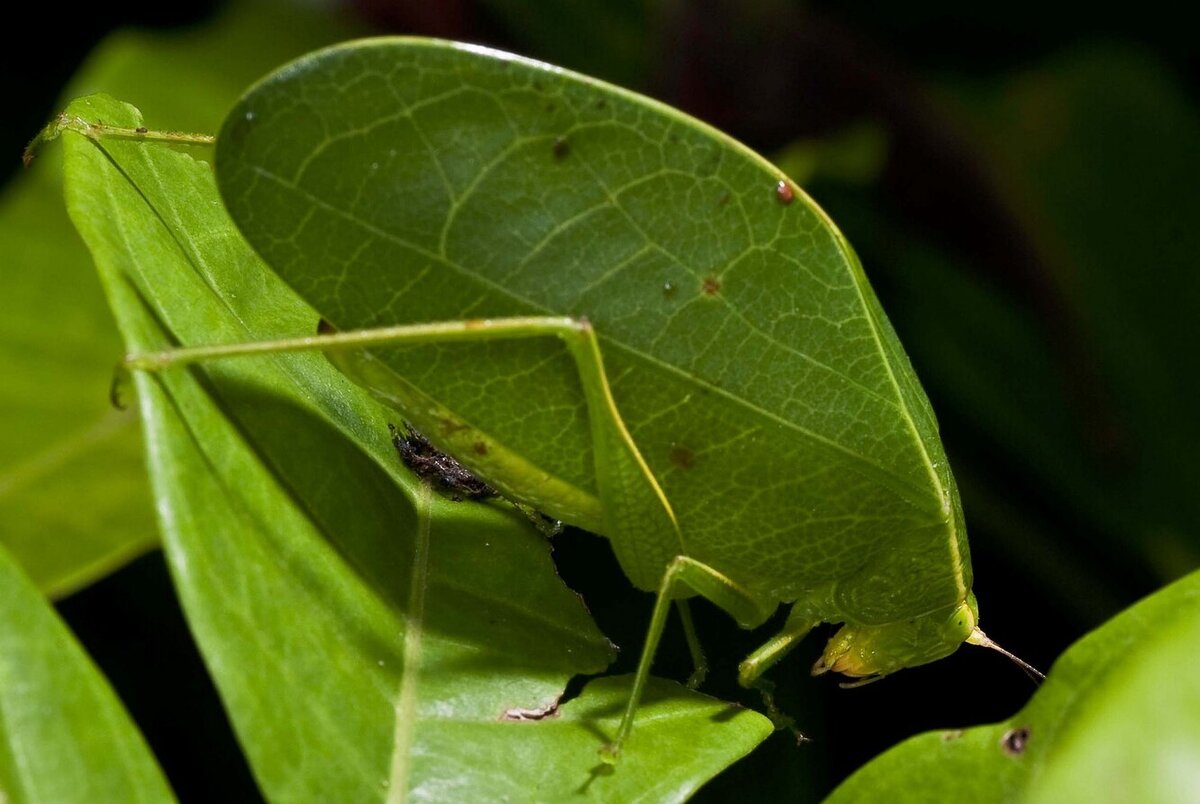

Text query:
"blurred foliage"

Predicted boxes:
[[0, 1, 357, 596], [0, 136, 153, 598], [814, 44, 1200, 616], [0, 544, 172, 801], [946, 47, 1200, 579]]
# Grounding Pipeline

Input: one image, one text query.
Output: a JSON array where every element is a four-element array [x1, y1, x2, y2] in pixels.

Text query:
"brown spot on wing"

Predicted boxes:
[[775, 179, 795, 205], [668, 445, 696, 470]]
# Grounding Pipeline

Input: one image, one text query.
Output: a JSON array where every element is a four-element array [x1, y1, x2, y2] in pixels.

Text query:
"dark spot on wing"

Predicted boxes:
[[437, 417, 470, 437], [668, 445, 696, 469], [775, 179, 795, 205]]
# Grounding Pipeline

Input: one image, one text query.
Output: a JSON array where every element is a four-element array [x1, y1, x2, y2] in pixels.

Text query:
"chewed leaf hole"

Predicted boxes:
[[501, 700, 561, 722], [1001, 726, 1031, 756]]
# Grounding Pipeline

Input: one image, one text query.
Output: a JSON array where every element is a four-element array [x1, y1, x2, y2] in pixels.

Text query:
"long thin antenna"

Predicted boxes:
[[968, 628, 1045, 684]]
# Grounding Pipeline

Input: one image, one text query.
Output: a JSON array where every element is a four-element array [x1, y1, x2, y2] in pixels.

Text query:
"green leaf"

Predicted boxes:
[[62, 93, 770, 800], [0, 0, 355, 596], [827, 567, 1200, 803], [429, 675, 773, 801], [216, 39, 970, 624], [0, 543, 173, 802], [0, 151, 153, 598]]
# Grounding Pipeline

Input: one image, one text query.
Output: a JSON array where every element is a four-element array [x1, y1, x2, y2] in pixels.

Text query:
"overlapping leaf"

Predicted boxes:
[[61, 93, 771, 801], [827, 566, 1200, 802], [0, 543, 173, 802], [0, 0, 353, 596]]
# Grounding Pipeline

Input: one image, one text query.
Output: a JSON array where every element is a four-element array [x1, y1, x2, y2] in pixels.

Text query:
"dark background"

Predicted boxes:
[[8, 1, 1198, 799]]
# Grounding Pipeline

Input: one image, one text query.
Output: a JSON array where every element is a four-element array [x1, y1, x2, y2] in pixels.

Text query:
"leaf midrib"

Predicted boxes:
[[388, 481, 432, 804]]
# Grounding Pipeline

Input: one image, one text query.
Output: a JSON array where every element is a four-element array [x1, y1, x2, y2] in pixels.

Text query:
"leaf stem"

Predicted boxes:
[[23, 113, 214, 167]]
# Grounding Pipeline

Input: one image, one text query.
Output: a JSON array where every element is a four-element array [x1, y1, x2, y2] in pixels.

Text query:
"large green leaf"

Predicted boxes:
[[0, 149, 151, 598], [827, 566, 1200, 802], [216, 39, 970, 626], [0, 542, 173, 802], [0, 0, 353, 596], [61, 92, 771, 801]]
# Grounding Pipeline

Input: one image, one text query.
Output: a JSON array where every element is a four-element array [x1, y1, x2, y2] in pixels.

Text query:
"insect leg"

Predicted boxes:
[[124, 318, 739, 758], [737, 604, 820, 687], [125, 316, 681, 590], [736, 605, 821, 735], [675, 600, 707, 689], [601, 556, 774, 764]]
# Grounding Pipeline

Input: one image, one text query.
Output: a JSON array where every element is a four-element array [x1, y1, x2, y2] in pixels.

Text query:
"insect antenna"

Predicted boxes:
[[967, 628, 1045, 684]]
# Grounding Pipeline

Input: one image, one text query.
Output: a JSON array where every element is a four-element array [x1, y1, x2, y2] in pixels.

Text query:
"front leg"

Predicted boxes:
[[125, 315, 682, 591]]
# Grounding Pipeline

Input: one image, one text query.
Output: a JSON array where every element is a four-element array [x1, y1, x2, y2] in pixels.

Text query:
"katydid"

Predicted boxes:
[[39, 39, 1039, 760]]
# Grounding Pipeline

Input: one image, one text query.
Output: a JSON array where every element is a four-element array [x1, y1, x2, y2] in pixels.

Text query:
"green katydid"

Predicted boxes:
[[40, 39, 1039, 759]]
